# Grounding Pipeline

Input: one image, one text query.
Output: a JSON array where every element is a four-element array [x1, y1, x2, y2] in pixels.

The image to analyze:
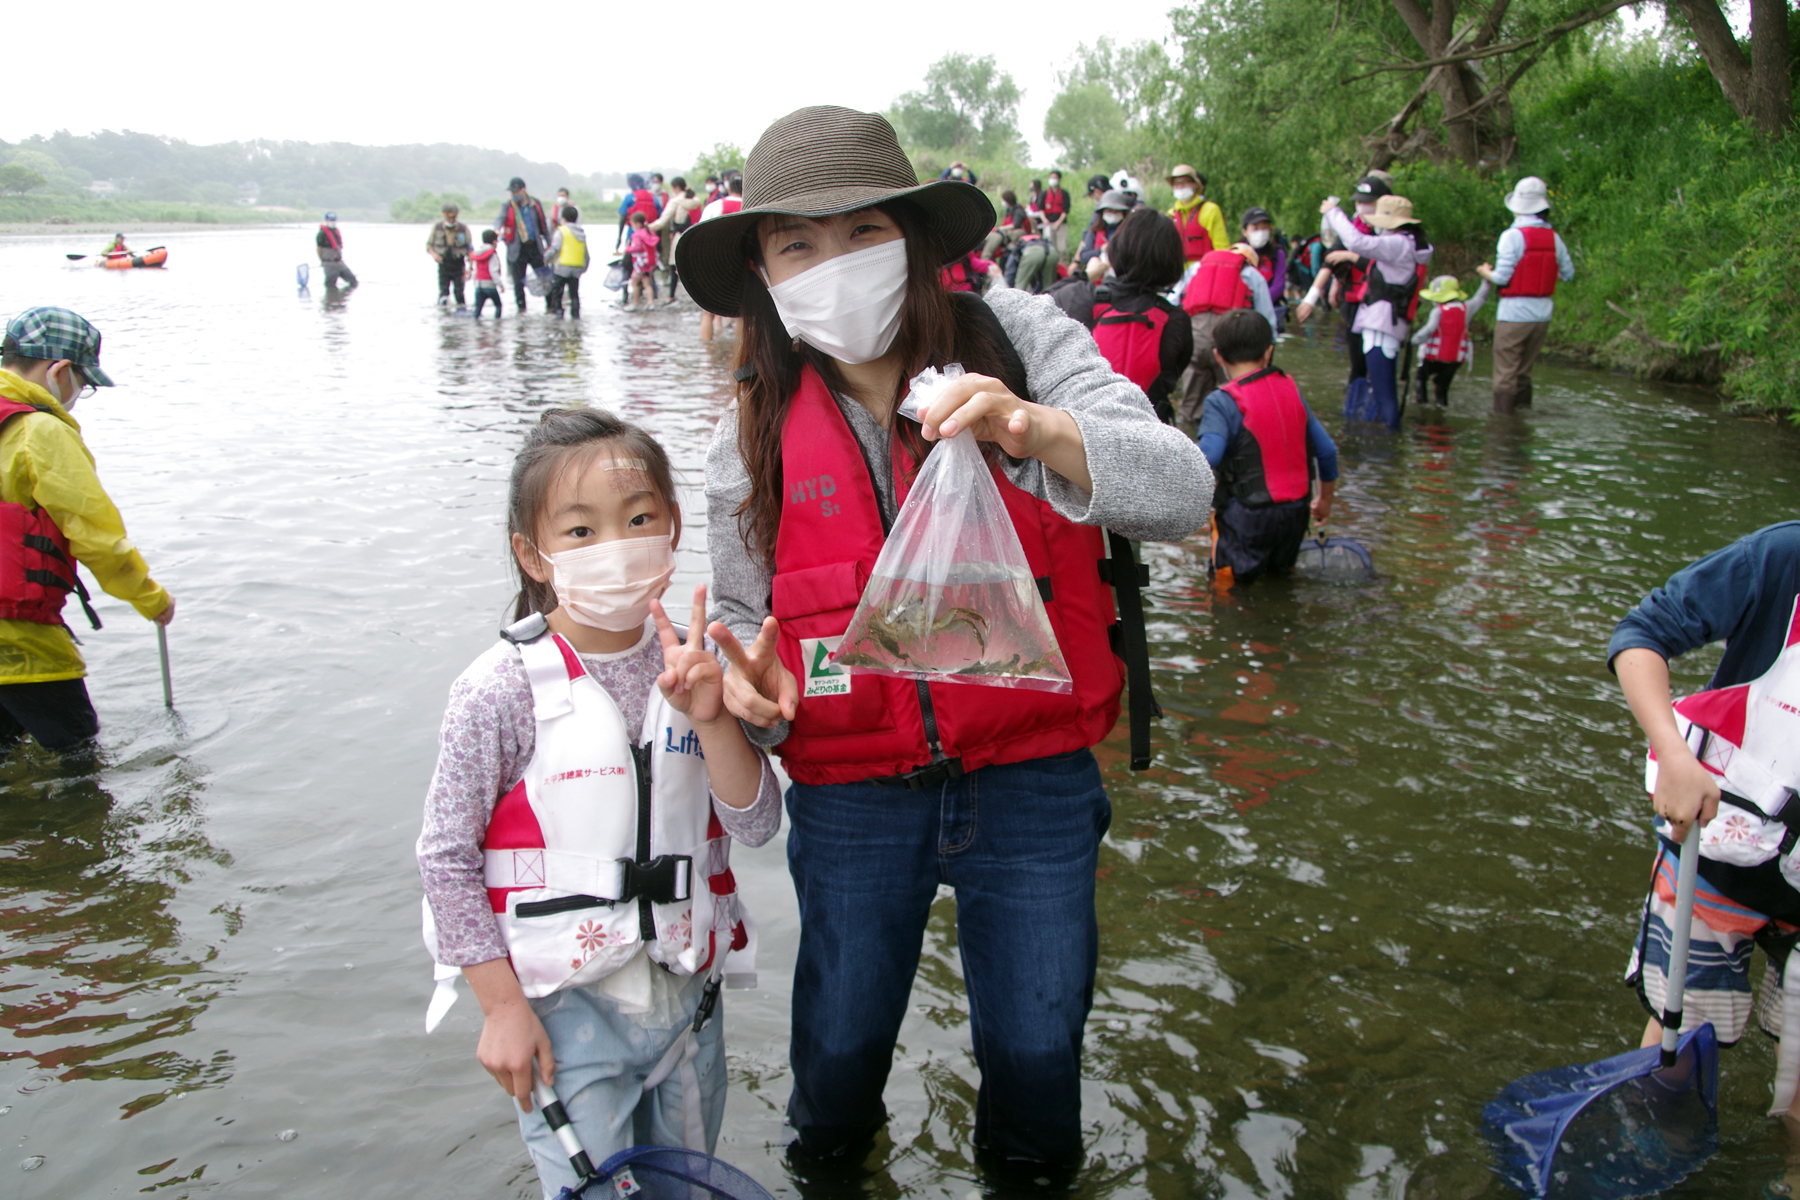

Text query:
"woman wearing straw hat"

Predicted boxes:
[[677, 105, 1211, 1179], [1314, 193, 1433, 430], [1476, 176, 1574, 414]]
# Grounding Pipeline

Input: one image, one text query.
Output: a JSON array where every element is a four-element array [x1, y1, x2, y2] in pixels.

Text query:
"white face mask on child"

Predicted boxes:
[[545, 535, 675, 632]]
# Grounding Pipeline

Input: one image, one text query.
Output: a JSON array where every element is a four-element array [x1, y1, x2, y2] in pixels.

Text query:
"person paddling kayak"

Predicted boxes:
[[100, 233, 130, 259]]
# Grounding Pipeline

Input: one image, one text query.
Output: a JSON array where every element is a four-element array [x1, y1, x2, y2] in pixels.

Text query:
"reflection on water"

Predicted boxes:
[[1, 224, 1798, 1198]]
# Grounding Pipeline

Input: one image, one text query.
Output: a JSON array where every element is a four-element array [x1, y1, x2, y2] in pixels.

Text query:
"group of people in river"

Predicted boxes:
[[9, 101, 1788, 1200]]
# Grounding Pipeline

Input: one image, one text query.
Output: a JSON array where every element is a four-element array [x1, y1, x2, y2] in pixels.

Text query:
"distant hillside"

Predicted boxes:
[[0, 129, 628, 215]]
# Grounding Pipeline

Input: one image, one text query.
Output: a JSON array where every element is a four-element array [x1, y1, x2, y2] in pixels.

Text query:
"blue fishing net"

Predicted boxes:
[[1294, 536, 1373, 581], [1482, 1023, 1719, 1200], [560, 1145, 776, 1200]]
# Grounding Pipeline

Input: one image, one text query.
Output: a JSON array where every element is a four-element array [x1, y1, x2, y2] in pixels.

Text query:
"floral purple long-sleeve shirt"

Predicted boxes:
[[416, 622, 782, 966]]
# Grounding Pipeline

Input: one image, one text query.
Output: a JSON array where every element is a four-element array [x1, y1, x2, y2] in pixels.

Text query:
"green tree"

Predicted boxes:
[[689, 142, 745, 185], [1045, 83, 1129, 169], [0, 165, 46, 195], [891, 54, 1023, 160]]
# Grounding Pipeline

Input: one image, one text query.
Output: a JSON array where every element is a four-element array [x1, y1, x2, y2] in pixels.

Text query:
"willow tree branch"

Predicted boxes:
[[1342, 0, 1634, 83]]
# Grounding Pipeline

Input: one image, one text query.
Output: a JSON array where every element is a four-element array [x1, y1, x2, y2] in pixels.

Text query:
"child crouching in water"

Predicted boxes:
[[417, 408, 778, 1196]]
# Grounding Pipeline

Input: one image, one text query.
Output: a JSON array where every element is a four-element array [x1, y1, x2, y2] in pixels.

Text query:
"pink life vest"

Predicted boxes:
[[1182, 250, 1251, 315], [1646, 596, 1800, 879], [1425, 302, 1471, 364]]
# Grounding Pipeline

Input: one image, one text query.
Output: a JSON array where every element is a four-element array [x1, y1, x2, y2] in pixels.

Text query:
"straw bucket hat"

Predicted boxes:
[[673, 106, 994, 317], [1364, 195, 1420, 228], [1419, 275, 1469, 303]]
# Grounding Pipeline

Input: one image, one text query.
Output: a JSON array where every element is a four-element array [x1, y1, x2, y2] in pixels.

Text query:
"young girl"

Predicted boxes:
[[626, 213, 661, 310], [417, 409, 778, 1197], [1408, 274, 1491, 407]]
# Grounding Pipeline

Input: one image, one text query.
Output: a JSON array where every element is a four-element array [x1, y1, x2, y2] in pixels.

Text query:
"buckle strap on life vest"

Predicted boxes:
[[19, 533, 101, 630], [1100, 531, 1160, 770], [485, 847, 695, 905]]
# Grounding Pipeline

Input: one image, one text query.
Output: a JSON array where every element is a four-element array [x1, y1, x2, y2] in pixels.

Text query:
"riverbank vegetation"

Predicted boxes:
[[889, 4, 1800, 424]]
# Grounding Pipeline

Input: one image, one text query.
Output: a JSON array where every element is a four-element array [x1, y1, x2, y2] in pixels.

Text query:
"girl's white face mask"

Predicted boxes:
[[545, 534, 675, 632], [1246, 228, 1271, 249], [765, 238, 910, 365]]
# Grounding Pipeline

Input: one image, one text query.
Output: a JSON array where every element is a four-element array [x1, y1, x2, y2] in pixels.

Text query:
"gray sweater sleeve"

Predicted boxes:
[[984, 288, 1213, 542]]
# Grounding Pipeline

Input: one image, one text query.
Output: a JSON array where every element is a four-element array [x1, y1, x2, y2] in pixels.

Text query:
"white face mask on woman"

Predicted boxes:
[[1102, 211, 1123, 226], [1172, 186, 1196, 203], [544, 534, 676, 632], [765, 238, 910, 365], [1246, 228, 1271, 249]]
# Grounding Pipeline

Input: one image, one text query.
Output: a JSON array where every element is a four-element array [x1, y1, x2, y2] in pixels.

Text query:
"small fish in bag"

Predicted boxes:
[[831, 365, 1073, 692]]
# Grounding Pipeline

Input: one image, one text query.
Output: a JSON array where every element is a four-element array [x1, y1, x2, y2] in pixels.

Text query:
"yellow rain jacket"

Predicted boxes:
[[0, 370, 169, 683]]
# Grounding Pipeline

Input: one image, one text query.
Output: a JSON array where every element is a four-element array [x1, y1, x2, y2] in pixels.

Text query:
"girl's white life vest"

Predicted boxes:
[[1646, 595, 1800, 886], [422, 614, 754, 1031]]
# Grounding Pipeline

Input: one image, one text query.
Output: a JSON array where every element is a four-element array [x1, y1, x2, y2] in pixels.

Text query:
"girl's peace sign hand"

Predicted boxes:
[[650, 585, 727, 726], [708, 615, 799, 729]]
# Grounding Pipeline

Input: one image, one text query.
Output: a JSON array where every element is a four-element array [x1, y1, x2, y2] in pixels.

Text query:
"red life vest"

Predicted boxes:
[[0, 400, 93, 628], [941, 257, 980, 293], [769, 367, 1121, 786], [1502, 225, 1559, 298], [319, 225, 343, 251], [1171, 204, 1214, 262], [1092, 301, 1169, 393], [1425, 302, 1471, 364], [1216, 368, 1313, 508], [1042, 187, 1069, 219], [720, 197, 743, 217], [630, 189, 659, 222], [1182, 250, 1250, 315]]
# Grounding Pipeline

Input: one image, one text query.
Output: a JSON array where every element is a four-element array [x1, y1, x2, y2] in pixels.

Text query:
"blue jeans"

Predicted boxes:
[[785, 749, 1111, 1167], [517, 971, 725, 1199]]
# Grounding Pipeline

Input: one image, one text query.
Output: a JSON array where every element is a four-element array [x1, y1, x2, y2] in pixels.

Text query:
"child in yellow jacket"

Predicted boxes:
[[0, 307, 173, 750]]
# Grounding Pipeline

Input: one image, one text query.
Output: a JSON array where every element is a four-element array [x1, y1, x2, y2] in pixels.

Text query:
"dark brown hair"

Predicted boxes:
[[1107, 208, 1185, 291], [507, 409, 677, 620], [730, 199, 1022, 568], [1213, 308, 1275, 365]]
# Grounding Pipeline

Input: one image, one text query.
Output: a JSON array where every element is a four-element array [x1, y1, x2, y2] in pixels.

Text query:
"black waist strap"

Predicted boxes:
[[868, 757, 965, 791], [1102, 532, 1160, 771]]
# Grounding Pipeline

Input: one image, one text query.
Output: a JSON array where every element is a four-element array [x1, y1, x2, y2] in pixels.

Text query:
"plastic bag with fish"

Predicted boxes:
[[831, 365, 1072, 693]]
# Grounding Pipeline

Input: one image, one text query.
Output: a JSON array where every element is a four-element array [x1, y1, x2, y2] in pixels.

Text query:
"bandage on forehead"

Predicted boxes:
[[602, 455, 655, 495]]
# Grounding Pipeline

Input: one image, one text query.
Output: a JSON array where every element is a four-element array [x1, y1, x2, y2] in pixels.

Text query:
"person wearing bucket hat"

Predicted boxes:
[[1310, 193, 1433, 430], [1408, 274, 1493, 407], [684, 105, 1211, 1177], [316, 212, 358, 290], [1166, 165, 1228, 267], [1477, 176, 1574, 414], [427, 202, 473, 309], [0, 307, 173, 752], [1076, 189, 1136, 279]]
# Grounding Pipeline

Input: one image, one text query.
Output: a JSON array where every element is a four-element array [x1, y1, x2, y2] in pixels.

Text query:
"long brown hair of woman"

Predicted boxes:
[[729, 199, 1020, 569]]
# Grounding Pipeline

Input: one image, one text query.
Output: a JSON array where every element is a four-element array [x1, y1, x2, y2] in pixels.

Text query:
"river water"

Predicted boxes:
[[0, 223, 1796, 1200]]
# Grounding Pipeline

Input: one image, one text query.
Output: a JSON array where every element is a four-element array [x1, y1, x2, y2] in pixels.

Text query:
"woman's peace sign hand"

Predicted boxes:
[[650, 585, 728, 726], [708, 615, 799, 729]]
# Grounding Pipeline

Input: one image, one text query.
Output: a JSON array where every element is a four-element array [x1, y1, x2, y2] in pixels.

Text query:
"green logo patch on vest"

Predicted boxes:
[[800, 636, 850, 698]]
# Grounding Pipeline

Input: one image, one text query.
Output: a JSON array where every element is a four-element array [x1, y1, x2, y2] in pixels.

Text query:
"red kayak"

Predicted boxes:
[[100, 247, 168, 270]]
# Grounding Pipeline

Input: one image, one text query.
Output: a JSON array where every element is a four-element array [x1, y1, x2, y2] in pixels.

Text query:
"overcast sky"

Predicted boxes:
[[5, 0, 1179, 176]]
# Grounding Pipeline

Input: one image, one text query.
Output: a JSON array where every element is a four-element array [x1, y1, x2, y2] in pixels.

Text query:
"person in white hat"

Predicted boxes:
[[1476, 176, 1574, 414]]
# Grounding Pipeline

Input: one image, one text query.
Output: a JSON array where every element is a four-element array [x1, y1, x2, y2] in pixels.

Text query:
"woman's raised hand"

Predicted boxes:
[[919, 371, 1093, 493], [651, 585, 727, 726], [709, 615, 799, 728]]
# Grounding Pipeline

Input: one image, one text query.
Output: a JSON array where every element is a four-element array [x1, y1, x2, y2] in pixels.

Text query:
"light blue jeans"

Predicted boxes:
[[518, 972, 725, 1198]]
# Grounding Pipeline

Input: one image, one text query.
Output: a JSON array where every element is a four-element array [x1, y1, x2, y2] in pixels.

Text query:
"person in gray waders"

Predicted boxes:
[[316, 212, 358, 290]]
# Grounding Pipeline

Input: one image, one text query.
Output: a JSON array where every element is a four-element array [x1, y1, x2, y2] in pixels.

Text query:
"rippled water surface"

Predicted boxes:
[[0, 224, 1796, 1199]]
